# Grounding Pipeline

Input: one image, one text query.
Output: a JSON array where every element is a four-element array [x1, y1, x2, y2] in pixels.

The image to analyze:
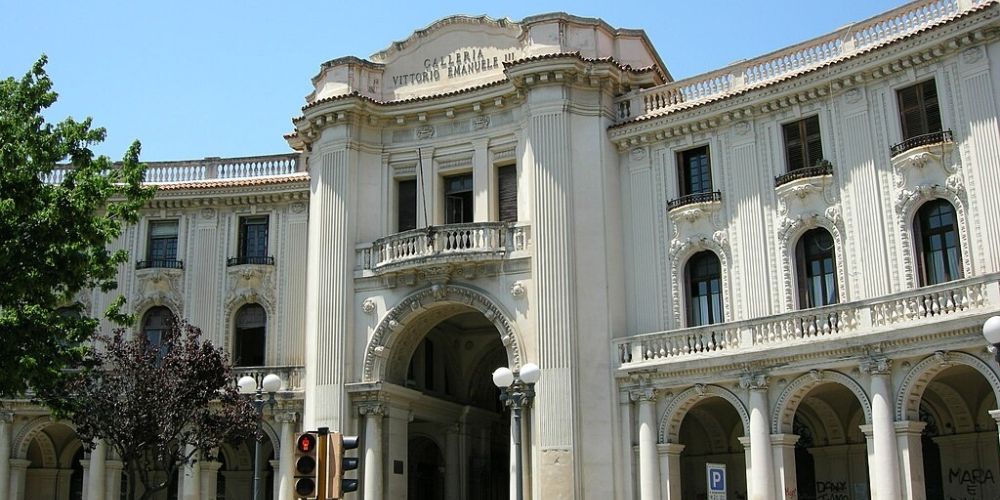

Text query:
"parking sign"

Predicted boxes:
[[707, 463, 726, 500]]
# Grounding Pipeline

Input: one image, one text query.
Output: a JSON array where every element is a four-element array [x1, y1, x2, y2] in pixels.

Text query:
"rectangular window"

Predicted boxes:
[[444, 173, 474, 224], [897, 79, 942, 140], [147, 220, 178, 263], [238, 216, 269, 259], [782, 115, 823, 171], [497, 165, 517, 223], [677, 146, 712, 196], [397, 179, 417, 232]]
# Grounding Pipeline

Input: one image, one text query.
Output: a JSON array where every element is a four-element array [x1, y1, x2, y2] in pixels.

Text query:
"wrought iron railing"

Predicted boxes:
[[135, 259, 184, 270], [775, 161, 833, 187], [890, 130, 953, 157], [667, 191, 722, 211], [227, 255, 275, 267]]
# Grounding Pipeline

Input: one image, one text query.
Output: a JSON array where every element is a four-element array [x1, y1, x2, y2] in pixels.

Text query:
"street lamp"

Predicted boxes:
[[238, 373, 282, 500], [983, 316, 1000, 366], [492, 362, 541, 500]]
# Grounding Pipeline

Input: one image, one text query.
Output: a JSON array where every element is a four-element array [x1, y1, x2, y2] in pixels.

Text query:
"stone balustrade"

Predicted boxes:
[[41, 153, 301, 185], [232, 365, 306, 392], [615, 273, 998, 369], [357, 222, 530, 273], [615, 0, 981, 121]]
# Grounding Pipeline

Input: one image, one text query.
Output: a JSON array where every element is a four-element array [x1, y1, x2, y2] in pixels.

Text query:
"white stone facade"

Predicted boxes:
[[4, 1, 1000, 499]]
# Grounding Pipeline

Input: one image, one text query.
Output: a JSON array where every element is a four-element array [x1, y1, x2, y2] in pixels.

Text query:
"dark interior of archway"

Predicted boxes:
[[404, 310, 510, 500], [792, 383, 868, 500], [678, 396, 747, 499], [918, 364, 998, 499]]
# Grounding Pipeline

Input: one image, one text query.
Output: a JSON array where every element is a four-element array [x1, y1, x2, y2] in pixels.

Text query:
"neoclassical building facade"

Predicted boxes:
[[3, 0, 1000, 499]]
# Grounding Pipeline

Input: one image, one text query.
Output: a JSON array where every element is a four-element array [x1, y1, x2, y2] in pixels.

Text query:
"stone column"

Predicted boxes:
[[445, 423, 462, 500], [105, 459, 124, 500], [989, 409, 1000, 449], [276, 411, 298, 500], [659, 443, 685, 499], [360, 403, 385, 500], [86, 439, 107, 500], [895, 420, 926, 500], [633, 388, 660, 500], [617, 391, 634, 500], [199, 460, 222, 500], [182, 443, 200, 500], [738, 437, 753, 499], [0, 411, 12, 500], [742, 373, 775, 500], [269, 460, 281, 500], [771, 434, 799, 500], [861, 358, 901, 500], [9, 458, 30, 500]]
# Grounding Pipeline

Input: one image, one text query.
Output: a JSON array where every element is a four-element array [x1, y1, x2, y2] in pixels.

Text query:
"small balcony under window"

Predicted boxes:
[[890, 129, 953, 157], [667, 190, 722, 211]]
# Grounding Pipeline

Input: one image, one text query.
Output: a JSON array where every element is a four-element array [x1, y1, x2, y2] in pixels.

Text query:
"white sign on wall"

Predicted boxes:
[[707, 463, 726, 500]]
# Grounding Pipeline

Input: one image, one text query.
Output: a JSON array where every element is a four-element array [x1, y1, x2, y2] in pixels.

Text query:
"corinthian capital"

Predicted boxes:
[[629, 387, 656, 403], [860, 356, 892, 376]]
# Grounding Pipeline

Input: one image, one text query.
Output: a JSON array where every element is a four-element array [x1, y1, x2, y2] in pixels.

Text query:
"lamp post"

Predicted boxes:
[[491, 362, 541, 500], [983, 316, 1000, 366], [238, 373, 282, 500]]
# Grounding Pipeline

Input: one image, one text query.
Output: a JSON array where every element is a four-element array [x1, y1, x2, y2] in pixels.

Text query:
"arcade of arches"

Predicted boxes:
[[632, 353, 1000, 500], [350, 305, 514, 500]]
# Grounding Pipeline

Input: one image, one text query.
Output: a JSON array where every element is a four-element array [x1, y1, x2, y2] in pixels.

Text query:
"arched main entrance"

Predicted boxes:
[[677, 398, 748, 499], [361, 285, 521, 500]]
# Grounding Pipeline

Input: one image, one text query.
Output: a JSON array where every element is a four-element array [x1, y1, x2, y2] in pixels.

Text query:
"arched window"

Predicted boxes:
[[914, 199, 962, 286], [234, 304, 266, 367], [796, 228, 839, 308], [142, 307, 173, 353], [685, 251, 723, 327]]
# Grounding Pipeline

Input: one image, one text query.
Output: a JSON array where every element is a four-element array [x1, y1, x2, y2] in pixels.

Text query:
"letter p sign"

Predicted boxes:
[[707, 463, 726, 499]]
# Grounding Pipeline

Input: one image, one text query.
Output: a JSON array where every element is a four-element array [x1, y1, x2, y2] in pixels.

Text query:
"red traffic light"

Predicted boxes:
[[297, 433, 317, 453]]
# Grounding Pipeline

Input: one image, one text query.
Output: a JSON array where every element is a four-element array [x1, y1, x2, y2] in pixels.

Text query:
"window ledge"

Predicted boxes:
[[775, 164, 834, 203], [774, 161, 833, 188], [891, 131, 955, 171]]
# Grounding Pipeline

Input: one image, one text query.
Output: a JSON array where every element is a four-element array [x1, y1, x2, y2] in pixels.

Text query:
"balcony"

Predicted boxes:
[[667, 191, 722, 211], [135, 259, 184, 270], [775, 161, 833, 188], [615, 274, 999, 370], [890, 130, 953, 157], [232, 365, 305, 392], [227, 255, 275, 267], [358, 222, 530, 275]]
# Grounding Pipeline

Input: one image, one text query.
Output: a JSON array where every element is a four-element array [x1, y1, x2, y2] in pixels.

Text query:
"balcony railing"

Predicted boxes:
[[41, 153, 301, 185], [615, 274, 999, 369], [775, 161, 833, 187], [358, 222, 530, 273], [615, 0, 981, 122], [890, 130, 954, 157], [135, 259, 184, 270], [227, 255, 275, 267], [232, 365, 305, 392], [667, 191, 722, 211]]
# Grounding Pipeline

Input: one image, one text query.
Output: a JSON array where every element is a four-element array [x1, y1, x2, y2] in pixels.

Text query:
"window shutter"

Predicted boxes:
[[898, 84, 924, 139], [783, 122, 804, 171], [921, 80, 942, 133], [804, 116, 823, 166], [149, 221, 178, 237], [497, 165, 518, 223], [398, 180, 417, 231]]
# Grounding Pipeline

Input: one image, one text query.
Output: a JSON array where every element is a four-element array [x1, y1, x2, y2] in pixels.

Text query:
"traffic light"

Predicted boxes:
[[327, 432, 360, 499], [293, 432, 319, 498]]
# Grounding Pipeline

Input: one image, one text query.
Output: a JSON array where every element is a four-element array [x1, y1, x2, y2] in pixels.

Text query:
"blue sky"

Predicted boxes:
[[2, 0, 904, 161]]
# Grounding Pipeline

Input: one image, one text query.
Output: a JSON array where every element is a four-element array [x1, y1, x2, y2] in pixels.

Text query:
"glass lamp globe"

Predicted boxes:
[[984, 316, 1000, 345], [237, 375, 257, 395], [492, 366, 515, 388], [262, 373, 282, 393], [519, 363, 541, 384]]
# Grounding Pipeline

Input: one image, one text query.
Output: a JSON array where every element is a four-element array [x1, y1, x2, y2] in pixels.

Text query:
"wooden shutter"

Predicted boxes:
[[497, 165, 518, 223], [921, 80, 942, 134], [397, 180, 417, 231], [804, 115, 823, 167], [783, 121, 805, 171]]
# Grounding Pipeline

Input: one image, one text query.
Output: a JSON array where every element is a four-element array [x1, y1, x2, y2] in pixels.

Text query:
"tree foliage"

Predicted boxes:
[[0, 56, 153, 397], [46, 319, 257, 500]]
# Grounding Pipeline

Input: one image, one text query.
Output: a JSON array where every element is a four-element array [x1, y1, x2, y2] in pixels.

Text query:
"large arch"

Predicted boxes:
[[659, 384, 750, 443], [772, 370, 872, 434], [13, 417, 77, 459], [896, 350, 1000, 421], [362, 284, 524, 383]]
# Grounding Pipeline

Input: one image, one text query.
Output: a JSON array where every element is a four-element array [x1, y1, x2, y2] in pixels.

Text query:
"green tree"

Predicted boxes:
[[0, 56, 153, 397], [45, 319, 257, 500]]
